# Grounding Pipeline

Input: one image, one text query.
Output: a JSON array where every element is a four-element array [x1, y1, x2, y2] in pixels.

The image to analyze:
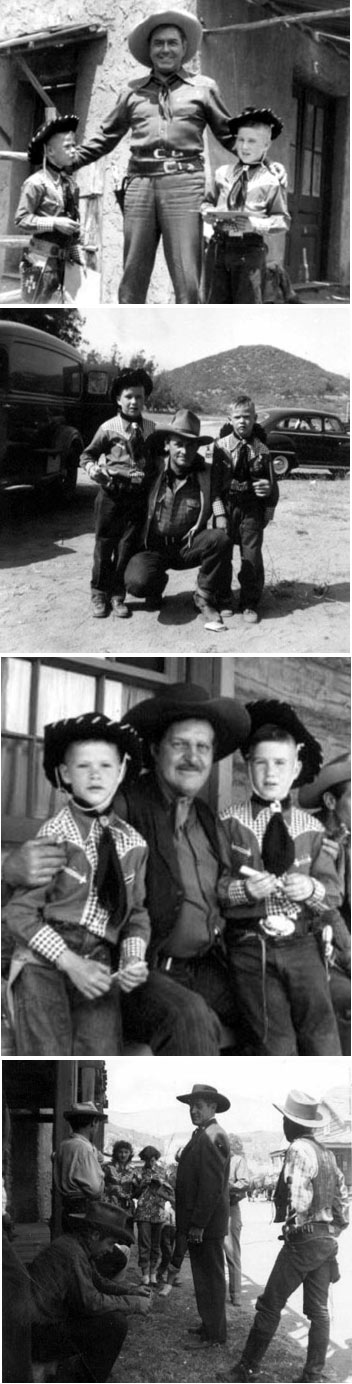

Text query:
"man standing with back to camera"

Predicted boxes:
[[70, 8, 235, 302]]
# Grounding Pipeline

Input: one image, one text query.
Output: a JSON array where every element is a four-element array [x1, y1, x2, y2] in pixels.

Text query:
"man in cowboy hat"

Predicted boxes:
[[174, 1082, 231, 1347], [217, 1089, 349, 1383], [29, 1202, 134, 1381], [123, 409, 232, 631], [203, 106, 290, 303], [5, 712, 151, 1056], [70, 9, 235, 302], [114, 683, 250, 1052], [299, 753, 351, 1055], [54, 1102, 107, 1213], [211, 394, 280, 623], [219, 700, 343, 1054], [80, 367, 156, 619], [15, 111, 84, 303]]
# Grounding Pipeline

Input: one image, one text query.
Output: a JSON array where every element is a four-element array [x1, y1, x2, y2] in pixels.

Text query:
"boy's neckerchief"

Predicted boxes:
[[251, 792, 295, 875], [70, 793, 127, 921]]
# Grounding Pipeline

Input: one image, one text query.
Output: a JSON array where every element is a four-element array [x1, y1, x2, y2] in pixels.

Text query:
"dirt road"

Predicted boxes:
[[0, 474, 349, 654]]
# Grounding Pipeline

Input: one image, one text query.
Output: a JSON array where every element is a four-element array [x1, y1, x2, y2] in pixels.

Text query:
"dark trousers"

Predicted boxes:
[[137, 1221, 162, 1274], [206, 236, 266, 303], [125, 530, 232, 603], [13, 960, 122, 1056], [227, 933, 342, 1055], [158, 1223, 176, 1276], [121, 969, 222, 1054], [91, 487, 145, 598], [119, 173, 205, 303], [241, 1229, 338, 1378], [189, 1237, 227, 1342], [32, 1309, 127, 1382], [329, 967, 351, 1054], [221, 503, 265, 610], [166, 947, 238, 1032]]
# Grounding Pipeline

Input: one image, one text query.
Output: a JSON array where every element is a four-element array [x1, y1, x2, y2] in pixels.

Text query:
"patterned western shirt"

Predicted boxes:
[[218, 796, 343, 933], [80, 412, 155, 484], [204, 158, 290, 238], [283, 1137, 349, 1228]]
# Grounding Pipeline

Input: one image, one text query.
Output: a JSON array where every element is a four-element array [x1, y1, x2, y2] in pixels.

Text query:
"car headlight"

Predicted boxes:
[[273, 455, 290, 476]]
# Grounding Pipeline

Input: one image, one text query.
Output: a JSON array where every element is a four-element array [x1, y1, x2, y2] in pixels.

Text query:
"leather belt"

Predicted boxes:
[[129, 147, 204, 177], [214, 229, 263, 246]]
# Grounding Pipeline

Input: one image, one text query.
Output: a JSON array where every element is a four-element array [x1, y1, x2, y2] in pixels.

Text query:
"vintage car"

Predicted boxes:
[[260, 408, 349, 476]]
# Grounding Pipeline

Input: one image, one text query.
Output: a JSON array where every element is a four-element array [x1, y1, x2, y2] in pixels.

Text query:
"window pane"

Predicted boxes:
[[10, 343, 81, 397], [103, 681, 124, 721], [302, 149, 312, 196], [1, 658, 32, 733], [315, 106, 324, 153], [312, 153, 321, 198], [36, 666, 95, 736]]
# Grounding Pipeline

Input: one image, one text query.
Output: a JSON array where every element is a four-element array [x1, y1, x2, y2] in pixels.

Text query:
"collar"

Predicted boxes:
[[46, 159, 68, 178], [141, 65, 195, 88], [70, 794, 115, 819], [119, 412, 144, 428], [251, 792, 292, 817], [154, 768, 194, 817]]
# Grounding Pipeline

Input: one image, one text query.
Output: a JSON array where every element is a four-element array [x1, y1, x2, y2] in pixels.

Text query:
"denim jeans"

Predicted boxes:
[[119, 172, 205, 303], [13, 960, 122, 1055], [242, 1227, 338, 1376]]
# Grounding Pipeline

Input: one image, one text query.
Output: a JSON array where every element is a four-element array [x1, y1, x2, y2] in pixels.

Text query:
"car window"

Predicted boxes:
[[323, 416, 342, 433], [9, 343, 82, 397], [309, 418, 322, 432]]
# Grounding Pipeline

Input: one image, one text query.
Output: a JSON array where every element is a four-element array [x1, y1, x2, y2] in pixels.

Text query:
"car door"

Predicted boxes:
[[322, 415, 349, 469]]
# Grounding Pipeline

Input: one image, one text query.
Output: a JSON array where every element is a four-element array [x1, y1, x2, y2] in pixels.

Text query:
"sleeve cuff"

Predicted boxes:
[[30, 926, 68, 963], [227, 880, 249, 906], [212, 499, 226, 517], [119, 936, 147, 963], [307, 878, 326, 910]]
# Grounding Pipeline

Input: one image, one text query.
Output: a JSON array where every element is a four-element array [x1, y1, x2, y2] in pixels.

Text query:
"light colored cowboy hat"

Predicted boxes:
[[128, 9, 203, 67], [148, 408, 213, 446], [273, 1090, 323, 1127], [242, 699, 322, 786], [177, 1083, 231, 1113], [120, 683, 251, 762], [298, 753, 351, 809], [63, 1101, 107, 1122]]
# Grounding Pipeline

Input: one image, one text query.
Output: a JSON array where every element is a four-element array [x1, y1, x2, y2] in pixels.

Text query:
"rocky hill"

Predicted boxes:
[[159, 345, 349, 414]]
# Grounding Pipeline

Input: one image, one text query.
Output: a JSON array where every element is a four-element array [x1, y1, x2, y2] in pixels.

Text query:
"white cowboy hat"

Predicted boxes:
[[273, 1090, 323, 1127], [128, 9, 202, 67]]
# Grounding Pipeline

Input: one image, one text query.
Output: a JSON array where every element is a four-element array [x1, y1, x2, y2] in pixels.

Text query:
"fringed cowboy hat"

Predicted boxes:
[[177, 1083, 230, 1113], [28, 112, 79, 163], [298, 753, 351, 809], [112, 368, 154, 401], [43, 712, 142, 787], [63, 1101, 107, 1123], [120, 684, 250, 762], [229, 106, 283, 140], [242, 700, 322, 786], [273, 1090, 323, 1127], [148, 409, 213, 446], [128, 10, 203, 67]]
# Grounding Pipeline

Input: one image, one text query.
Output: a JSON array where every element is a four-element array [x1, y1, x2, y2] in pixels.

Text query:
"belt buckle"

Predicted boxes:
[[260, 914, 296, 939], [163, 158, 177, 173], [153, 147, 166, 160]]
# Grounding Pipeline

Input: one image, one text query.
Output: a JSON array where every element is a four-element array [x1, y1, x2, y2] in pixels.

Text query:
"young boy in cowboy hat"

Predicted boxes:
[[80, 368, 156, 620], [5, 712, 150, 1056], [217, 1088, 349, 1384], [174, 1082, 231, 1347], [299, 753, 351, 1054], [219, 700, 343, 1055], [124, 408, 231, 631], [202, 106, 290, 303], [15, 111, 84, 303]]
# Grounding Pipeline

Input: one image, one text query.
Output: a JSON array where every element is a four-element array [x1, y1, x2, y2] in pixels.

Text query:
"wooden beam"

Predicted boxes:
[[15, 53, 53, 104], [202, 6, 349, 32]]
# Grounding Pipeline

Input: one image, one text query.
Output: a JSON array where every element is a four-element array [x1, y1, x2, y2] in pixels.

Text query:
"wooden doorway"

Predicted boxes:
[[286, 84, 335, 282]]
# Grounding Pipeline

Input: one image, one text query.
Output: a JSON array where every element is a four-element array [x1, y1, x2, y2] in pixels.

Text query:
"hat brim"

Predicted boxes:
[[177, 1091, 230, 1113], [149, 425, 213, 445], [273, 1101, 323, 1126], [243, 700, 322, 786], [28, 114, 79, 161], [299, 755, 351, 808], [69, 1214, 135, 1245], [128, 10, 202, 67], [121, 693, 250, 763], [44, 715, 142, 788], [112, 370, 153, 399], [229, 111, 283, 141]]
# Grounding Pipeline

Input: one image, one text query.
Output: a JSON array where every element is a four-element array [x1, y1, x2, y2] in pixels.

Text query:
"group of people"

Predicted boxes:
[[2, 679, 350, 1057], [14, 8, 292, 305], [3, 1084, 349, 1383], [80, 367, 279, 630]]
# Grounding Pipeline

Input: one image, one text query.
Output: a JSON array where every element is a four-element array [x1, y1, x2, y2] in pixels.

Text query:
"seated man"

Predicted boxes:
[[124, 410, 232, 632], [30, 1203, 132, 1382]]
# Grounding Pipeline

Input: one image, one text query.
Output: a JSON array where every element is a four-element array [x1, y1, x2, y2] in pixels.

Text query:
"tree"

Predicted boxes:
[[0, 308, 84, 347]]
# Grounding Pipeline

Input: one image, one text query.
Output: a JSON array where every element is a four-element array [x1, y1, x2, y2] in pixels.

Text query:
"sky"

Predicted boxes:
[[105, 1056, 351, 1139], [80, 304, 349, 377]]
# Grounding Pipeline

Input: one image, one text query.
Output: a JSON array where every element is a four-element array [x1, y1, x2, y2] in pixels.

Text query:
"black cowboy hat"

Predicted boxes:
[[43, 712, 142, 787], [128, 10, 202, 67], [120, 684, 250, 763], [68, 1203, 135, 1245], [229, 106, 283, 141], [28, 111, 79, 163], [112, 369, 154, 401], [149, 408, 213, 446], [299, 753, 351, 809], [177, 1083, 231, 1113], [139, 1145, 161, 1161], [242, 699, 322, 786]]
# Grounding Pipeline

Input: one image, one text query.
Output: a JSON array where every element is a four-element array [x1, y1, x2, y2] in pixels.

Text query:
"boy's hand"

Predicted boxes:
[[116, 961, 149, 993], [253, 478, 271, 498], [232, 212, 250, 232], [2, 839, 66, 888], [57, 950, 112, 997], [244, 870, 277, 900], [281, 873, 314, 902], [55, 216, 80, 235]]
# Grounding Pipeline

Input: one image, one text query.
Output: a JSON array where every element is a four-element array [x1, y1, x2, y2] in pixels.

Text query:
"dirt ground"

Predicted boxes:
[[111, 1201, 352, 1383], [0, 474, 349, 655]]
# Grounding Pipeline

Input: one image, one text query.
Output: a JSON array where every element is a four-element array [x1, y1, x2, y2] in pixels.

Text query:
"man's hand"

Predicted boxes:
[[244, 870, 278, 900], [116, 961, 149, 993], [281, 873, 314, 902], [54, 216, 80, 236], [188, 1225, 203, 1244], [57, 950, 112, 998], [253, 478, 271, 498], [2, 839, 66, 888]]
